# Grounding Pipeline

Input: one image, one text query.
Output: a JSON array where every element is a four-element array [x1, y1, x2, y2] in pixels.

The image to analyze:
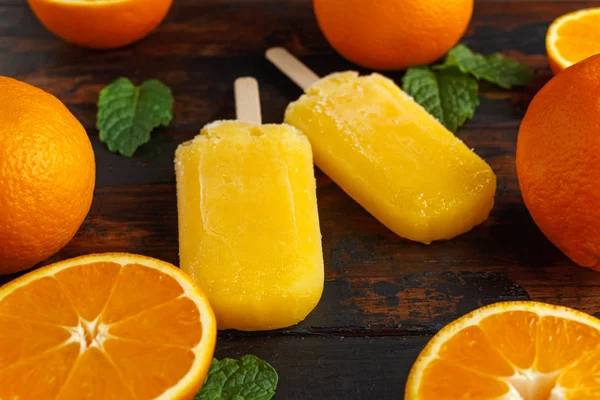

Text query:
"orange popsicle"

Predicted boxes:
[[267, 48, 496, 244], [175, 78, 324, 331]]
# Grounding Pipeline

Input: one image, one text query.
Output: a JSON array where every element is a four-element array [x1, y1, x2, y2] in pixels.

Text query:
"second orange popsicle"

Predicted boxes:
[[268, 49, 497, 244]]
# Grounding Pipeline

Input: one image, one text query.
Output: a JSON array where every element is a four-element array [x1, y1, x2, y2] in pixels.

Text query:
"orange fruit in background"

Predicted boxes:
[[0, 76, 95, 275], [313, 0, 474, 71], [0, 253, 217, 399], [405, 301, 600, 399], [546, 8, 600, 74], [27, 0, 173, 49], [516, 54, 600, 270]]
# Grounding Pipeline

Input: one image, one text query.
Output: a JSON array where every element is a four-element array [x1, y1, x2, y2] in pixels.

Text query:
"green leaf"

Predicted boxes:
[[195, 355, 278, 400], [438, 44, 533, 89], [402, 66, 479, 132], [97, 78, 173, 157]]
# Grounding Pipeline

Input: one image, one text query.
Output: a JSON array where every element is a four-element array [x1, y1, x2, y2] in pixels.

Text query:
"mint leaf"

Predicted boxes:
[[97, 78, 173, 157], [438, 44, 532, 89], [402, 66, 479, 132], [195, 355, 278, 400]]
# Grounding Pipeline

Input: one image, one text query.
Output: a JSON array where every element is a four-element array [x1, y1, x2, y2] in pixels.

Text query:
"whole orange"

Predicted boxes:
[[516, 54, 600, 270], [0, 77, 95, 274], [313, 0, 474, 71], [27, 0, 172, 50]]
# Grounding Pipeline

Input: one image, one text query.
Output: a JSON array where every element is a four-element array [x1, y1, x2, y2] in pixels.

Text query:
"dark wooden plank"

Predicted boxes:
[[214, 335, 427, 399], [90, 135, 181, 187]]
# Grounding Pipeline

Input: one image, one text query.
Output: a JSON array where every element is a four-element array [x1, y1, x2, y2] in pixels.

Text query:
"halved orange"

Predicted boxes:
[[405, 301, 600, 400], [0, 253, 216, 399], [546, 8, 600, 74]]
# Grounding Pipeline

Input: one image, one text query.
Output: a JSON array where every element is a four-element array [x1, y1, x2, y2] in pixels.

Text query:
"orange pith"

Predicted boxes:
[[546, 8, 600, 74], [405, 302, 600, 400], [27, 0, 173, 49], [0, 253, 217, 400]]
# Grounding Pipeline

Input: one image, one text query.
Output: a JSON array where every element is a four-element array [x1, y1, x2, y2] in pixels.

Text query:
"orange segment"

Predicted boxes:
[[109, 297, 203, 347], [0, 343, 80, 399], [536, 315, 600, 373], [418, 359, 511, 399], [479, 310, 538, 370], [405, 301, 600, 400], [0, 276, 79, 326], [565, 387, 600, 400], [0, 253, 216, 400], [100, 263, 184, 324], [0, 315, 70, 369], [558, 347, 600, 398], [57, 347, 136, 400], [104, 339, 195, 400], [54, 261, 121, 321], [546, 8, 600, 74], [438, 325, 515, 377]]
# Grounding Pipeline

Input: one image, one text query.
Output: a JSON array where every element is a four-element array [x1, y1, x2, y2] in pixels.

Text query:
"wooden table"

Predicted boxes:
[[2, 0, 600, 398]]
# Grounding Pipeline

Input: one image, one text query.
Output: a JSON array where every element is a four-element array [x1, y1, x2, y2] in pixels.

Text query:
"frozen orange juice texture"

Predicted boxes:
[[175, 78, 324, 331], [268, 48, 497, 243]]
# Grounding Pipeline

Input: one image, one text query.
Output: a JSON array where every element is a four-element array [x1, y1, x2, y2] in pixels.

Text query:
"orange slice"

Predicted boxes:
[[405, 301, 600, 400], [546, 8, 600, 74], [0, 253, 216, 400]]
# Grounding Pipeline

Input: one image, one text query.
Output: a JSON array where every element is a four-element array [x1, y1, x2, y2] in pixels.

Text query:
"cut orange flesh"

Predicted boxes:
[[405, 302, 600, 400], [546, 8, 600, 74], [0, 253, 216, 400]]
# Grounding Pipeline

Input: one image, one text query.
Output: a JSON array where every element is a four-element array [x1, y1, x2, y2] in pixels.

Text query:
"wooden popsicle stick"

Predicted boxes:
[[265, 47, 320, 90], [234, 77, 262, 125]]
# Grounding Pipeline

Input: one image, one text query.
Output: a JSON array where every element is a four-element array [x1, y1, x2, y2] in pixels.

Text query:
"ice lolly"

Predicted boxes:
[[174, 78, 324, 331], [267, 48, 497, 244]]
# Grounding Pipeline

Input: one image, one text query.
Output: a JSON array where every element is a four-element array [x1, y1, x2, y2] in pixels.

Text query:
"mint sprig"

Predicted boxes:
[[195, 355, 278, 400], [97, 78, 173, 157], [402, 66, 479, 133], [437, 44, 532, 89], [402, 44, 531, 132]]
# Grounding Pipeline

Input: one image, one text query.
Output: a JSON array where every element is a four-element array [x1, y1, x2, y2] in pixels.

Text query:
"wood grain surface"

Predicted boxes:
[[2, 0, 600, 398]]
